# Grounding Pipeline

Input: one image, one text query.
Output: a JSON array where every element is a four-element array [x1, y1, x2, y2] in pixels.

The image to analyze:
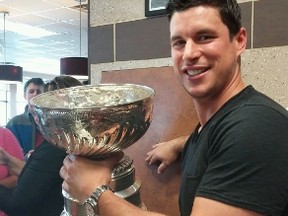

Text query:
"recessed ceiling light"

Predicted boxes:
[[4, 21, 58, 38]]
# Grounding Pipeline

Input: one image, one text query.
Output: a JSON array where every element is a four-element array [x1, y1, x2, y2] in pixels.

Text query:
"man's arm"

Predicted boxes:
[[98, 195, 265, 216], [99, 191, 166, 216]]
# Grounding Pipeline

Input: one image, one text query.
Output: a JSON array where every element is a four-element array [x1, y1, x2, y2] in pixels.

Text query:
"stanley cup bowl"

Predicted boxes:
[[30, 83, 155, 158]]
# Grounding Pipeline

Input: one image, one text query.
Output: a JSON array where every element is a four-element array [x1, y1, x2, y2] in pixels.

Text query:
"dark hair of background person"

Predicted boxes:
[[166, 0, 242, 39], [43, 75, 82, 93], [23, 78, 44, 94], [82, 80, 89, 85]]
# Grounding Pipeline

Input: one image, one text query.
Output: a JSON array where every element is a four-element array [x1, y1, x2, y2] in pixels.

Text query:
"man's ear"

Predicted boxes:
[[235, 27, 247, 55]]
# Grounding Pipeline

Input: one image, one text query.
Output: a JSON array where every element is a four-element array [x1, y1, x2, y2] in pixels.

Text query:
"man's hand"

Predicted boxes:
[[145, 135, 188, 174], [60, 151, 124, 203]]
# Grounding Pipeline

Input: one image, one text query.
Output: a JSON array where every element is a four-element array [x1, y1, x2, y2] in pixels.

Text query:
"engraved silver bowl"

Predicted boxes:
[[30, 83, 155, 158]]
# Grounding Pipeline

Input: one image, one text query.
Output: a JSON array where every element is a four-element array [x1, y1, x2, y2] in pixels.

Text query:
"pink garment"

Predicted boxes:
[[0, 127, 24, 216]]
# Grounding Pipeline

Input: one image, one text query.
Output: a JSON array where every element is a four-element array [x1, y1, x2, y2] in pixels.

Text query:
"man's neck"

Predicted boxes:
[[194, 79, 246, 127]]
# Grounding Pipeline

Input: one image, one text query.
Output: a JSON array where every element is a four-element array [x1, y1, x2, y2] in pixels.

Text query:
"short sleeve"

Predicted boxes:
[[196, 106, 288, 216]]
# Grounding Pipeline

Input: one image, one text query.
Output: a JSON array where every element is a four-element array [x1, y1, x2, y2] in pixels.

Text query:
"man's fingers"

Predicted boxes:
[[62, 181, 68, 192], [158, 163, 167, 174], [68, 154, 75, 161], [59, 166, 67, 180]]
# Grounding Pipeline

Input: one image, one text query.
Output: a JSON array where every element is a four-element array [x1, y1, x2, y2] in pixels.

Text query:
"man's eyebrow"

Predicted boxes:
[[170, 29, 216, 40], [195, 28, 216, 35], [170, 35, 183, 42]]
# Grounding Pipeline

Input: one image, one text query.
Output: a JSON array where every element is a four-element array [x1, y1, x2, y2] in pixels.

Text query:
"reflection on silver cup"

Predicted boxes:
[[31, 83, 155, 215]]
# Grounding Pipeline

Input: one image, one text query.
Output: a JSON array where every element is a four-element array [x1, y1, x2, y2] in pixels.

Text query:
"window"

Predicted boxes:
[[0, 82, 26, 126], [0, 89, 9, 126]]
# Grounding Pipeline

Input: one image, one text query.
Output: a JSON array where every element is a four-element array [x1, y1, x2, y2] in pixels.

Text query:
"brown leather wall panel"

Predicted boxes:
[[101, 67, 199, 215]]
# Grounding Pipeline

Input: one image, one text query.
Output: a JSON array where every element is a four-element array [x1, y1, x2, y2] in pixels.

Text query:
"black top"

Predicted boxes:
[[179, 86, 288, 216], [0, 140, 66, 216]]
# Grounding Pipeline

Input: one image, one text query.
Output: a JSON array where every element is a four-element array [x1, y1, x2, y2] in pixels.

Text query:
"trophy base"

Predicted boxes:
[[61, 155, 145, 216]]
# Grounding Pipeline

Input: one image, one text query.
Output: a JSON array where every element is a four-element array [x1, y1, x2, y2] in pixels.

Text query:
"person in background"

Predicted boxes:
[[60, 0, 288, 216], [0, 75, 82, 216], [0, 127, 24, 216], [82, 80, 89, 85], [6, 78, 44, 155]]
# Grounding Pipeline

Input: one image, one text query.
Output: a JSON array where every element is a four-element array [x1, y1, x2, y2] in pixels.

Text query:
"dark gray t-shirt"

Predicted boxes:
[[180, 86, 288, 216]]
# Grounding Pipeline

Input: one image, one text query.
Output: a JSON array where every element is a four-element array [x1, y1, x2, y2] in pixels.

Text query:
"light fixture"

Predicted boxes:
[[60, 0, 88, 79], [60, 57, 87, 77], [0, 11, 23, 84], [0, 65, 22, 83], [4, 20, 57, 38]]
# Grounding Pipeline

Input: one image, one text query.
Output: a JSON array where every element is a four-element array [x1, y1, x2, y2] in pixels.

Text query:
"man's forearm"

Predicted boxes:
[[171, 135, 189, 154], [99, 191, 167, 216]]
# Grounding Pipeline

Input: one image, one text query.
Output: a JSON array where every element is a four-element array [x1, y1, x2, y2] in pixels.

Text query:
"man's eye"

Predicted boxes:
[[199, 36, 207, 40], [198, 35, 213, 41], [172, 40, 185, 48]]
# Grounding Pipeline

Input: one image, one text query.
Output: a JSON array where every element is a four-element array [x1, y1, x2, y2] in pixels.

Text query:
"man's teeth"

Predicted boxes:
[[187, 69, 205, 76]]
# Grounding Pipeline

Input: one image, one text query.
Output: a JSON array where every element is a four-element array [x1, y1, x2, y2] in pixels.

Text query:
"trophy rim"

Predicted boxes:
[[30, 83, 155, 110]]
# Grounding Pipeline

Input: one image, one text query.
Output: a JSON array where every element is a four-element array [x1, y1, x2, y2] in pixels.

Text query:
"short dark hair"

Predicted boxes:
[[166, 0, 242, 39], [43, 76, 82, 93], [24, 78, 44, 94]]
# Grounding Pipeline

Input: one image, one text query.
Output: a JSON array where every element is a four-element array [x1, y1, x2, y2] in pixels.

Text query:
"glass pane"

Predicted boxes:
[[0, 102, 7, 126], [0, 90, 7, 126]]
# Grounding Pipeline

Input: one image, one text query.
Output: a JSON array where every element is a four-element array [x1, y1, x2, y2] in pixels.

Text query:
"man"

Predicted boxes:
[[60, 0, 288, 215], [6, 78, 44, 155]]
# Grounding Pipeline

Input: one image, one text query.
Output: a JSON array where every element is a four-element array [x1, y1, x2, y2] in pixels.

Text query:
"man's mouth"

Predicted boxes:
[[186, 68, 207, 76]]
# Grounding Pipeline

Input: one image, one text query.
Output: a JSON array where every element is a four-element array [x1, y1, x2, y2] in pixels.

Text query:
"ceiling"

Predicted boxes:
[[0, 0, 88, 80], [0, 0, 258, 81]]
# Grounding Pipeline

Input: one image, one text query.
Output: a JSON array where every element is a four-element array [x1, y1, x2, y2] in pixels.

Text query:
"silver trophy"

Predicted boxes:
[[30, 83, 155, 216]]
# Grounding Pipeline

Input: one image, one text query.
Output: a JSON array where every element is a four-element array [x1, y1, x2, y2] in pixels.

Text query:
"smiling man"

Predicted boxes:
[[60, 1, 288, 216]]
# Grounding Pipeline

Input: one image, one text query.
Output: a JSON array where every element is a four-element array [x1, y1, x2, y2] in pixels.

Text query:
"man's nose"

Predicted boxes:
[[183, 40, 201, 61], [35, 90, 42, 96]]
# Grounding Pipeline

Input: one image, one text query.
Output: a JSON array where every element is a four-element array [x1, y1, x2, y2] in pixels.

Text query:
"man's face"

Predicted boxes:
[[170, 6, 246, 101], [24, 83, 42, 106]]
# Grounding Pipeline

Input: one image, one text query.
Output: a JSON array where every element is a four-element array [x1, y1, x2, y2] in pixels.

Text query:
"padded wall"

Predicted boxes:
[[101, 66, 199, 215]]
